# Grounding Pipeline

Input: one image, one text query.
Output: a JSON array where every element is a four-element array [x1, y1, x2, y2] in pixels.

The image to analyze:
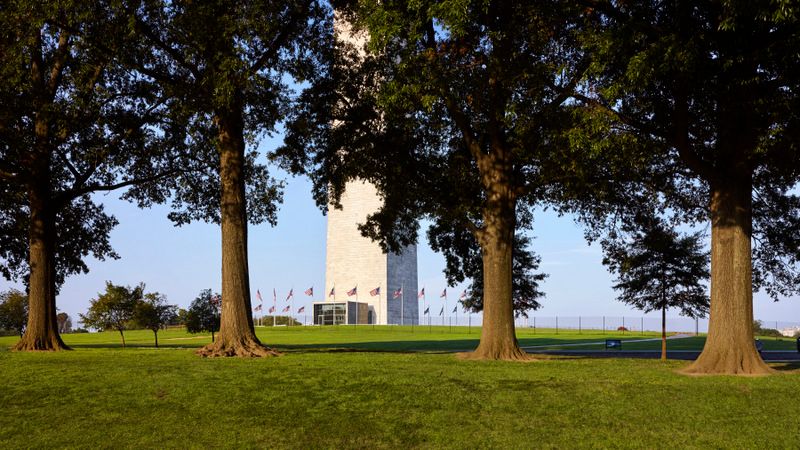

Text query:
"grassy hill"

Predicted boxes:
[[1, 327, 798, 448]]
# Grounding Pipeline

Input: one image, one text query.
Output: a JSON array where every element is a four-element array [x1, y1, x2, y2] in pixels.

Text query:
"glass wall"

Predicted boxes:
[[313, 303, 346, 325]]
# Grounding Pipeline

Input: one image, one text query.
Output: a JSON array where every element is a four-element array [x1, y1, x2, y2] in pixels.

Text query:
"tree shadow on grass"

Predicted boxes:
[[68, 342, 206, 350], [771, 362, 800, 372]]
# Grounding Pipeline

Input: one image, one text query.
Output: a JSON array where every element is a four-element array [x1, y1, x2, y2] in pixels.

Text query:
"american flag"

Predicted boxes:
[[452, 306, 458, 313], [254, 304, 262, 312], [257, 290, 263, 303], [304, 287, 313, 296], [393, 288, 402, 299], [282, 305, 290, 312], [269, 306, 275, 313], [286, 288, 294, 301], [369, 287, 380, 296], [423, 306, 429, 315], [329, 287, 335, 297], [418, 288, 425, 299], [347, 287, 357, 297], [439, 307, 444, 316], [298, 306, 305, 313], [440, 289, 447, 298], [273, 288, 277, 302]]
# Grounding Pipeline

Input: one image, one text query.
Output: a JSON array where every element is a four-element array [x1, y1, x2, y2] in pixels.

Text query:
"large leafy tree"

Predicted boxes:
[[133, 291, 176, 348], [429, 227, 546, 317], [80, 282, 141, 348], [185, 289, 221, 343], [122, 0, 330, 357], [581, 0, 800, 374], [0, 289, 28, 337], [280, 2, 590, 360], [0, 2, 175, 351], [602, 217, 709, 360]]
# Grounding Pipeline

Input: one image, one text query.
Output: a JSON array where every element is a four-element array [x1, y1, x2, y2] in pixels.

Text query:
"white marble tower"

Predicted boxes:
[[324, 15, 419, 325], [325, 181, 418, 325]]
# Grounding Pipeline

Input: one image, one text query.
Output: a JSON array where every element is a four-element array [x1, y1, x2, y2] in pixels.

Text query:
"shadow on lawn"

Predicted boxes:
[[772, 362, 800, 372], [68, 342, 206, 350]]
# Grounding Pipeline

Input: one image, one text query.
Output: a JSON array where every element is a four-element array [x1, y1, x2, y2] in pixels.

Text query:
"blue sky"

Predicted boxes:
[[1, 138, 797, 331]]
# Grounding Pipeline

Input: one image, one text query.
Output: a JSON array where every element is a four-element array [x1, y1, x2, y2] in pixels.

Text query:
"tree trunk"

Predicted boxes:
[[661, 306, 667, 361], [119, 329, 126, 348], [153, 330, 159, 348], [13, 163, 68, 352], [197, 104, 278, 358], [461, 156, 529, 361], [682, 177, 772, 375]]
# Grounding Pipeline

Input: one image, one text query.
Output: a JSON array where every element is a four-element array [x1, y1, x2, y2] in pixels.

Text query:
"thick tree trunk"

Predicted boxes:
[[683, 177, 772, 375], [461, 158, 529, 361], [197, 105, 278, 358], [661, 307, 666, 361], [13, 166, 68, 352]]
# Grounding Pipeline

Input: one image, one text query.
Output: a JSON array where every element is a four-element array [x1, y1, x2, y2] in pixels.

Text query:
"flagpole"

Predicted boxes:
[[400, 282, 404, 327], [273, 289, 276, 327]]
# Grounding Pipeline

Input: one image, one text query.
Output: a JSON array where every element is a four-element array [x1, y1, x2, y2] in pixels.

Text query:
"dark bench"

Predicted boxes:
[[605, 339, 622, 350]]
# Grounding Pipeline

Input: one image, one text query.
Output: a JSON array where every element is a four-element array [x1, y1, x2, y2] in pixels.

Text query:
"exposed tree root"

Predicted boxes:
[[11, 334, 70, 352], [680, 348, 775, 376], [196, 337, 280, 358], [457, 344, 535, 361]]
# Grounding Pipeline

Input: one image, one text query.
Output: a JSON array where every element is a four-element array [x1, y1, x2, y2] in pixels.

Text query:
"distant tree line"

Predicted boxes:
[[1, 1, 798, 377]]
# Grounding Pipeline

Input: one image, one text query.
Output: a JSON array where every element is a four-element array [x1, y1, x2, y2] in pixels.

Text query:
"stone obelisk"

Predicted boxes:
[[324, 15, 418, 325], [325, 181, 418, 325]]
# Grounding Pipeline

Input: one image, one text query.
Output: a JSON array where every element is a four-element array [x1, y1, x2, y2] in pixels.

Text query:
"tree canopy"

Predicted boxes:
[[121, 0, 330, 357], [279, 1, 591, 360], [577, 0, 800, 374], [133, 291, 177, 348], [186, 289, 221, 343], [80, 282, 141, 348], [0, 1, 179, 351], [0, 289, 28, 337]]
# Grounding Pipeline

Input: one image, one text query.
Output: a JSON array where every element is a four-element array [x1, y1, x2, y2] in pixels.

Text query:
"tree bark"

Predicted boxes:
[[119, 329, 126, 348], [153, 330, 159, 348], [661, 306, 666, 361], [197, 104, 278, 358], [682, 176, 773, 375], [13, 154, 68, 352], [461, 155, 529, 361]]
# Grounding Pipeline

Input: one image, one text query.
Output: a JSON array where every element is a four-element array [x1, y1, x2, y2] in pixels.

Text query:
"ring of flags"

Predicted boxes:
[[250, 285, 470, 320]]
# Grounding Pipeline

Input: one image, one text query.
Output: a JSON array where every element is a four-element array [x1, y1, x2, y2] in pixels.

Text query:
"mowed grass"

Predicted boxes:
[[1, 327, 799, 449]]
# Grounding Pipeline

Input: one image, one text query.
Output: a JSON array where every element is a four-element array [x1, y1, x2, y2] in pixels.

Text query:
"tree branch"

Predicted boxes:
[[58, 168, 180, 204], [249, 1, 311, 74], [47, 29, 71, 100], [134, 16, 201, 80]]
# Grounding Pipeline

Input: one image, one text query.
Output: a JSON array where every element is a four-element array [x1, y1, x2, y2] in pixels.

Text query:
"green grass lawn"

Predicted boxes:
[[1, 327, 799, 448]]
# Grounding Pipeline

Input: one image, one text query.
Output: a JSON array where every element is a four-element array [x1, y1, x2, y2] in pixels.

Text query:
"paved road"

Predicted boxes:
[[526, 349, 800, 362], [522, 334, 800, 361]]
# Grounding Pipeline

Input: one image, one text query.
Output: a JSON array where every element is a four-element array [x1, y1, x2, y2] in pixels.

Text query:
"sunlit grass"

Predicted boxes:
[[1, 327, 798, 448]]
